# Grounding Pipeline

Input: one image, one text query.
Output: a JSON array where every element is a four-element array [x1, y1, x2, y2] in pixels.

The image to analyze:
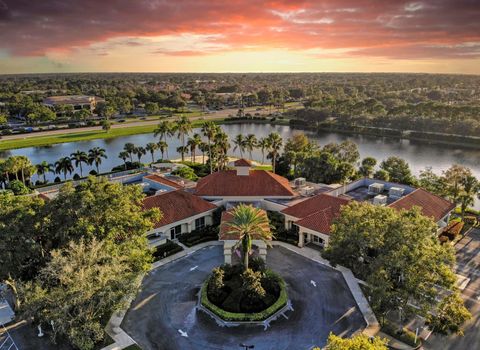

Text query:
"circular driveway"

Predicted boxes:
[[122, 245, 366, 350]]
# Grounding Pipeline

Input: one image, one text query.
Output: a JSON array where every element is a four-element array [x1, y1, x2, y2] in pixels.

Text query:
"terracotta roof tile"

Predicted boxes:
[[194, 170, 295, 197], [281, 193, 350, 218], [295, 207, 338, 234], [143, 190, 217, 229], [233, 158, 252, 166], [219, 209, 271, 240], [388, 188, 455, 222], [144, 174, 183, 189]]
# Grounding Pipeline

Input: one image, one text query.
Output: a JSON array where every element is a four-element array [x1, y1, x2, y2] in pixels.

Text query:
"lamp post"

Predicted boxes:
[[239, 343, 254, 350]]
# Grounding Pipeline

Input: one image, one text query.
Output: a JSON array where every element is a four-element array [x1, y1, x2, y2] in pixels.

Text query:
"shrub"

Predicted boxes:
[[464, 216, 477, 225], [73, 173, 81, 180], [249, 257, 266, 272], [152, 240, 183, 261], [89, 170, 97, 176], [381, 320, 420, 347], [171, 165, 198, 181], [54, 176, 61, 183], [8, 180, 31, 195], [111, 161, 142, 172], [177, 225, 218, 247], [201, 274, 288, 322], [242, 269, 266, 299]]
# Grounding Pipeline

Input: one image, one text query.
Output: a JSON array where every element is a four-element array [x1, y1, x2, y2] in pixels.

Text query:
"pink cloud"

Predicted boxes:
[[0, 0, 478, 59]]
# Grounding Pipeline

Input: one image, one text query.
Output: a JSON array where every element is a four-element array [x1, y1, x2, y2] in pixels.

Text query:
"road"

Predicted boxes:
[[423, 228, 480, 350], [0, 106, 274, 141], [121, 245, 365, 350]]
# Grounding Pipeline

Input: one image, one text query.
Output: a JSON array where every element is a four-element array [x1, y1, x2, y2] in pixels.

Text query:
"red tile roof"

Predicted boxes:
[[281, 193, 351, 219], [143, 190, 217, 229], [233, 158, 252, 167], [219, 208, 271, 241], [144, 174, 183, 189], [295, 207, 338, 234], [194, 170, 295, 197], [388, 188, 455, 222]]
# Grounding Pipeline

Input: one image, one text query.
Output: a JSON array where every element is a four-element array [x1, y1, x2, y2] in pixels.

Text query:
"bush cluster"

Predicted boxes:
[[381, 320, 421, 347], [177, 225, 218, 247], [152, 240, 183, 261], [205, 262, 284, 314]]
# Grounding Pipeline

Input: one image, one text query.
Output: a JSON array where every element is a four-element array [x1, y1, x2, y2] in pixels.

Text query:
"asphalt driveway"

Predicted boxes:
[[122, 245, 366, 350]]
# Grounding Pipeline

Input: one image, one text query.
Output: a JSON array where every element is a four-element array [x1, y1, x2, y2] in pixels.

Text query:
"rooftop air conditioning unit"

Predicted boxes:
[[294, 177, 306, 188], [368, 183, 384, 195], [155, 189, 168, 195], [373, 194, 388, 206], [389, 187, 405, 199]]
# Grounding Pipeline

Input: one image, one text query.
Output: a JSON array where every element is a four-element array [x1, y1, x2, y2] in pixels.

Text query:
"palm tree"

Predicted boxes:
[[70, 150, 88, 177], [176, 146, 189, 162], [134, 146, 146, 163], [201, 121, 219, 174], [266, 132, 283, 173], [233, 134, 246, 158], [187, 134, 202, 163], [175, 116, 193, 161], [244, 134, 257, 161], [123, 143, 136, 162], [222, 204, 272, 270], [36, 161, 53, 183], [118, 151, 129, 170], [258, 137, 269, 164], [145, 142, 158, 163], [157, 141, 168, 160], [199, 142, 209, 164], [88, 147, 107, 173], [154, 120, 174, 159], [55, 157, 74, 180], [16, 156, 35, 184], [214, 131, 230, 171]]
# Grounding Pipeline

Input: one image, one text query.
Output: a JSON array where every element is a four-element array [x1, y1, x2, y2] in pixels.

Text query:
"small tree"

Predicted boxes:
[[322, 333, 388, 350], [427, 292, 472, 336], [242, 269, 266, 299]]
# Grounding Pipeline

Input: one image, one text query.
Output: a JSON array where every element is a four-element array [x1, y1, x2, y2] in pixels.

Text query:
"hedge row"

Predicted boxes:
[[200, 277, 288, 322], [381, 320, 421, 348], [178, 226, 219, 247], [152, 240, 183, 261]]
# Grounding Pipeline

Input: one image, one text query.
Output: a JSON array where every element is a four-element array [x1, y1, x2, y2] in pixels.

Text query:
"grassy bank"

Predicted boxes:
[[0, 119, 225, 151]]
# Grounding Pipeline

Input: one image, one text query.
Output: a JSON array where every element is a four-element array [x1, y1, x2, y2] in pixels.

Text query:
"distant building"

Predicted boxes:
[[43, 95, 105, 113]]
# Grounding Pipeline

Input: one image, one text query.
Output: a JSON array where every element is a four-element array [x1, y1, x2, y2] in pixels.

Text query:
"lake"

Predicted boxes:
[[2, 122, 480, 189]]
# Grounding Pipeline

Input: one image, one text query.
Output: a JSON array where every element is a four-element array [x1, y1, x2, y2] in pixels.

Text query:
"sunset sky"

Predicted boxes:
[[0, 0, 479, 74]]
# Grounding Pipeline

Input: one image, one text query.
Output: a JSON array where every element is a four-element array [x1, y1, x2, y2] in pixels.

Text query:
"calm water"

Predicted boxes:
[[2, 122, 480, 186]]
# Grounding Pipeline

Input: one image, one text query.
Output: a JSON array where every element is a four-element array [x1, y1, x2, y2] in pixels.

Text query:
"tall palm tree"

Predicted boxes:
[[157, 141, 168, 160], [145, 142, 158, 163], [118, 151, 129, 170], [134, 146, 146, 163], [258, 137, 269, 164], [199, 142, 209, 164], [244, 134, 258, 161], [70, 150, 88, 177], [55, 157, 74, 180], [36, 161, 53, 183], [214, 131, 230, 171], [176, 146, 189, 162], [187, 134, 202, 163], [175, 116, 192, 161], [222, 204, 272, 270], [88, 147, 107, 173], [16, 156, 35, 184], [266, 132, 283, 173], [123, 143, 136, 162], [233, 134, 246, 158], [154, 120, 174, 159], [201, 121, 219, 174]]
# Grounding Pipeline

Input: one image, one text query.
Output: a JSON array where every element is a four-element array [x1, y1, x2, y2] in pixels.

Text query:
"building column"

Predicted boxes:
[[186, 222, 192, 233], [256, 241, 267, 261], [223, 241, 233, 264], [298, 230, 304, 248]]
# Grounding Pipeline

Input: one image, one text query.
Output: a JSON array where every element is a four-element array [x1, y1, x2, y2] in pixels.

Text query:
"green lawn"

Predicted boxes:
[[0, 119, 224, 151]]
